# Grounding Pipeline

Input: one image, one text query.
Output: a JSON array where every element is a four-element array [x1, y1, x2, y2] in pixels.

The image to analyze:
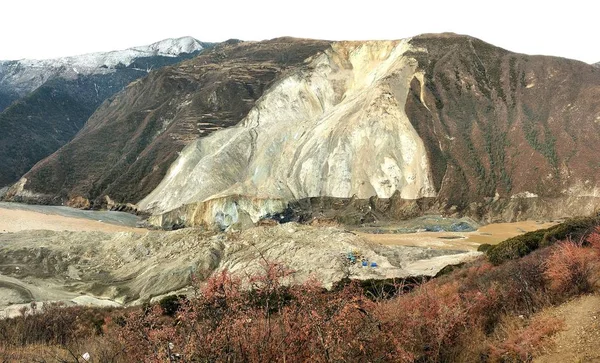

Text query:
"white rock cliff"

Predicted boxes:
[[140, 40, 437, 227]]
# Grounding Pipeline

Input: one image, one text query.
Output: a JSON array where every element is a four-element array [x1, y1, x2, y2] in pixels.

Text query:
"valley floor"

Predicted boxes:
[[0, 202, 557, 320]]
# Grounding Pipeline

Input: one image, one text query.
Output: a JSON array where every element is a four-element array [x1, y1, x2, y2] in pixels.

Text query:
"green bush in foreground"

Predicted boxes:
[[477, 243, 493, 252]]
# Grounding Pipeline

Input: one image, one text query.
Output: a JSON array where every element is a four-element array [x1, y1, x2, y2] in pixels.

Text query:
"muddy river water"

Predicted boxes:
[[358, 220, 559, 251], [0, 202, 556, 250]]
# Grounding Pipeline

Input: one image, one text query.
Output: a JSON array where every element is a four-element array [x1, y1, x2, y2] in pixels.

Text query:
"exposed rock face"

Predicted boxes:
[[141, 35, 600, 228], [141, 40, 437, 219], [6, 38, 331, 206], [0, 37, 210, 188]]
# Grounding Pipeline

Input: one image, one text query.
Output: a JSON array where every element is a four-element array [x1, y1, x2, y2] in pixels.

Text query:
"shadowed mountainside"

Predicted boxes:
[[0, 72, 154, 187], [0, 90, 18, 112]]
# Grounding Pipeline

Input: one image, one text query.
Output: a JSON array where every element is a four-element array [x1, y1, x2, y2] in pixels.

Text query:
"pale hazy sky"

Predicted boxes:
[[2, 0, 598, 63]]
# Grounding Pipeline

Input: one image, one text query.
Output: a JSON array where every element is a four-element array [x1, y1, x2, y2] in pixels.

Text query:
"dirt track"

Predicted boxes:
[[535, 294, 600, 362]]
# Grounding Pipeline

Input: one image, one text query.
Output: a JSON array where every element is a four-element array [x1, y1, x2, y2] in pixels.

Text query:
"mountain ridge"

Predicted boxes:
[[0, 37, 213, 188], [4, 38, 332, 206], [141, 34, 600, 227], [5, 34, 600, 228], [0, 36, 208, 99]]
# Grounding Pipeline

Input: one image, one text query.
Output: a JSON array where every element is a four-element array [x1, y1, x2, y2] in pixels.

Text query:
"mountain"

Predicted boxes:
[[0, 89, 19, 112], [3, 38, 331, 206], [140, 34, 600, 227], [7, 34, 600, 227], [0, 37, 211, 188]]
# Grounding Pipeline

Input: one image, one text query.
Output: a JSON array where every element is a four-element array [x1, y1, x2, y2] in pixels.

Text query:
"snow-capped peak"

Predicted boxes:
[[132, 37, 204, 56], [0, 36, 205, 96], [1, 36, 204, 71]]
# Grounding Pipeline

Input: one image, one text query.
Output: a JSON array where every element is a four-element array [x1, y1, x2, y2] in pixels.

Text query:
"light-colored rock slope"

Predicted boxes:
[[140, 40, 436, 227]]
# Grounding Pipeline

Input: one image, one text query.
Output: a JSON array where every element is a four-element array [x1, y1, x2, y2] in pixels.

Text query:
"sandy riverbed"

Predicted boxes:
[[0, 206, 146, 234]]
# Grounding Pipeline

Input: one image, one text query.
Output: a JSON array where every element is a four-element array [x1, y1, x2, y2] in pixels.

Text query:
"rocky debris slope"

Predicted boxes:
[[0, 223, 478, 315], [140, 34, 600, 229], [0, 37, 210, 188], [6, 38, 331, 207]]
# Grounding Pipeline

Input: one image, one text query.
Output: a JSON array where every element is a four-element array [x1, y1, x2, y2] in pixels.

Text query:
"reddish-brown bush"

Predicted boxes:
[[544, 238, 599, 296], [487, 315, 563, 361]]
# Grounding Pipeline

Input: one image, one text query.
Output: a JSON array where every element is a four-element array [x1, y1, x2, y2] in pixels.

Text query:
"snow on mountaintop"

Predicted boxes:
[[11, 37, 204, 71], [132, 37, 203, 56], [0, 37, 205, 96]]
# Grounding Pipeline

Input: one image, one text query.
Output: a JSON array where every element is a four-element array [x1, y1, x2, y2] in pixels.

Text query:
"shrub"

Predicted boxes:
[[487, 315, 563, 361], [540, 216, 600, 247], [6, 229, 600, 362], [477, 243, 492, 252], [486, 230, 546, 265], [158, 294, 187, 316], [544, 239, 599, 296], [0, 303, 109, 347]]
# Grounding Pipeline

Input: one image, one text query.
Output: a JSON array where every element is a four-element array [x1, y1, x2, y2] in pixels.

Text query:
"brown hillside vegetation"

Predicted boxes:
[[130, 34, 600, 231], [2, 223, 600, 362], [6, 34, 600, 228], [0, 47, 205, 189], [405, 33, 600, 220]]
